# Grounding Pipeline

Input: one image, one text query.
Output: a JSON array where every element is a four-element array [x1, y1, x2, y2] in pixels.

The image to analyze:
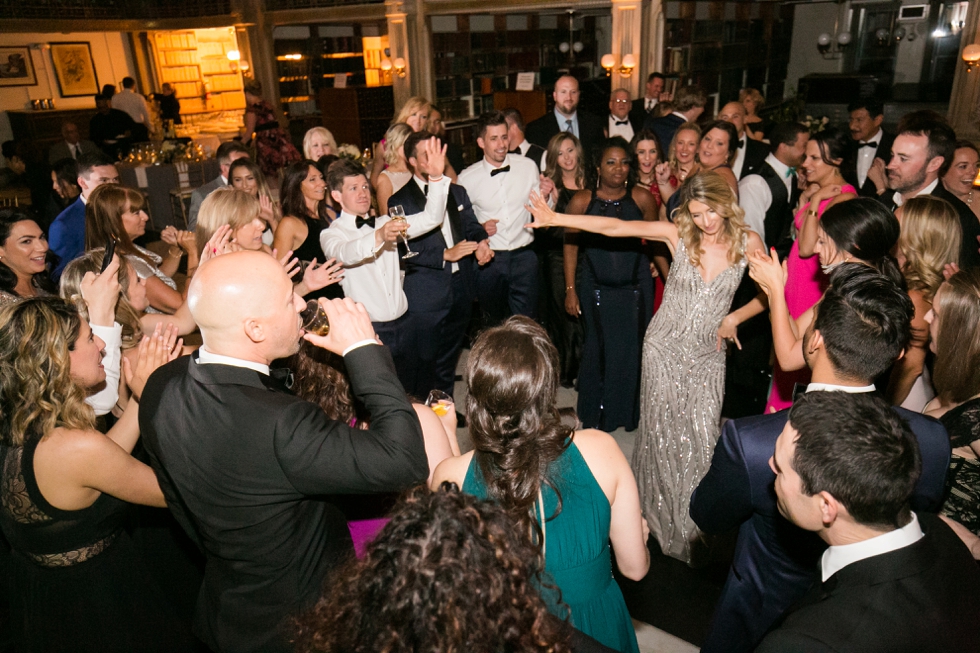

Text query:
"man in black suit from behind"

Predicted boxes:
[[840, 97, 895, 199], [691, 264, 950, 653], [388, 130, 492, 398], [503, 108, 546, 170], [524, 75, 605, 161], [757, 391, 980, 653], [139, 251, 429, 653], [716, 100, 768, 180], [643, 85, 706, 156], [629, 71, 666, 127], [884, 113, 980, 268]]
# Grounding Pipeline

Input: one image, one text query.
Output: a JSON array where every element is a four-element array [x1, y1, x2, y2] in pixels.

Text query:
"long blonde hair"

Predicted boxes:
[[668, 122, 701, 172], [383, 123, 414, 167], [195, 187, 262, 255], [899, 196, 961, 301], [672, 170, 747, 268], [60, 248, 144, 350], [394, 96, 431, 127], [0, 297, 95, 447]]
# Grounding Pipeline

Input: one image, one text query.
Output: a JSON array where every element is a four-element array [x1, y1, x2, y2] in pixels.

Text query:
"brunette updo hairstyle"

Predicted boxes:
[[819, 198, 903, 286], [465, 316, 572, 541]]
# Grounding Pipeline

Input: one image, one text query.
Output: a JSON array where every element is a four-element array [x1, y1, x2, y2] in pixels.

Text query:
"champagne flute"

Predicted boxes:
[[388, 205, 417, 259]]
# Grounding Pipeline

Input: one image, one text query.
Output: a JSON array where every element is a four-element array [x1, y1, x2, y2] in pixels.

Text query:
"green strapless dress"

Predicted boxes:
[[462, 442, 640, 653]]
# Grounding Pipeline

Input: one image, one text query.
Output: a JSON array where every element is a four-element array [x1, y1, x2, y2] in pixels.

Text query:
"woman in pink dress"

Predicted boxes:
[[766, 128, 856, 412]]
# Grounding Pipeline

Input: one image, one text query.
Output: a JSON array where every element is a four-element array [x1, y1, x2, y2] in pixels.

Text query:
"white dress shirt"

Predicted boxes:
[[821, 513, 924, 582], [645, 97, 659, 112], [608, 114, 634, 141], [732, 134, 748, 179], [412, 176, 458, 273], [86, 322, 123, 416], [320, 178, 450, 322], [805, 382, 876, 394], [111, 89, 151, 127], [737, 154, 795, 242], [458, 154, 540, 252], [197, 347, 270, 375], [893, 178, 939, 208], [855, 128, 883, 188]]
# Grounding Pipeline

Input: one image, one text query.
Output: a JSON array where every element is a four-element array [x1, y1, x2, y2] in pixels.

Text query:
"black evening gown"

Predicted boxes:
[[0, 435, 194, 652], [292, 215, 344, 301], [575, 190, 654, 431]]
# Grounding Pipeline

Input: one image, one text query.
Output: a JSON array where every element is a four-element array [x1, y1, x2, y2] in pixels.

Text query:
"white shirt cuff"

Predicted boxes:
[[343, 339, 379, 357]]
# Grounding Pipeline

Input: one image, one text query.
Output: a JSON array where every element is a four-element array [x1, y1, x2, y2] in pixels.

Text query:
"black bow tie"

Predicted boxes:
[[858, 141, 878, 148], [736, 140, 744, 149], [614, 120, 630, 126], [508, 148, 521, 155], [355, 215, 376, 229], [269, 367, 294, 389], [490, 165, 510, 177]]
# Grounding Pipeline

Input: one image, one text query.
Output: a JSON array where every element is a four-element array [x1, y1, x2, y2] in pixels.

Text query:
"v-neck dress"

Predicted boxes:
[[634, 236, 746, 563]]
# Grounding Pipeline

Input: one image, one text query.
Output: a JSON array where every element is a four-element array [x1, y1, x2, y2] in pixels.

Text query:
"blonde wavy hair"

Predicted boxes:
[[899, 196, 961, 301], [60, 248, 144, 350], [0, 297, 95, 447], [383, 123, 414, 167], [394, 96, 432, 128], [302, 127, 338, 160], [668, 122, 701, 172], [195, 187, 262, 255], [672, 170, 747, 268]]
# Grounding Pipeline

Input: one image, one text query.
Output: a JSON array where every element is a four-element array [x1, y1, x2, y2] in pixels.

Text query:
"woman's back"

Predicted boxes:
[[462, 439, 640, 653]]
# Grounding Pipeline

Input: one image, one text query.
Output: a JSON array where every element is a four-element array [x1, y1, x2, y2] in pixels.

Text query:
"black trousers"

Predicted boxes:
[[372, 313, 416, 395], [476, 247, 539, 327]]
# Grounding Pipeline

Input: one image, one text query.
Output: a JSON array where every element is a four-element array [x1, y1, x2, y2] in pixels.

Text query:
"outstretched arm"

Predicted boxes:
[[526, 191, 678, 250], [748, 248, 807, 371]]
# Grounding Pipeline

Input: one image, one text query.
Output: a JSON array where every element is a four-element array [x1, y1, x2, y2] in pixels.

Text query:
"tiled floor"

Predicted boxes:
[[453, 352, 721, 653]]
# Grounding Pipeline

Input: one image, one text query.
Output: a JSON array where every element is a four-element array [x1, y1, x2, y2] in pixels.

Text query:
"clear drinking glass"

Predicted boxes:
[[425, 389, 453, 417], [388, 205, 417, 259], [300, 299, 330, 336]]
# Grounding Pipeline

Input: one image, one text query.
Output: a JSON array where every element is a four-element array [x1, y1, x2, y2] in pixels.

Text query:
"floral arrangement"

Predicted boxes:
[[336, 143, 363, 161], [123, 141, 208, 165], [802, 115, 830, 135]]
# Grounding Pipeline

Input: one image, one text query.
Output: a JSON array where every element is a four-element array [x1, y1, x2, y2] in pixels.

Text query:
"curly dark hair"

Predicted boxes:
[[285, 341, 366, 425], [292, 483, 572, 653], [465, 316, 573, 544]]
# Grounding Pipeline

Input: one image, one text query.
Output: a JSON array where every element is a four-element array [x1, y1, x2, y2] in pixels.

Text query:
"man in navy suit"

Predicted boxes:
[[388, 130, 493, 398], [690, 264, 950, 653], [524, 75, 605, 160], [48, 151, 119, 279], [643, 85, 706, 154]]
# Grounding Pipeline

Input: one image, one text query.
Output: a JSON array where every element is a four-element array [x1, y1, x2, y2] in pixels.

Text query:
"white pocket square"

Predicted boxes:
[[457, 205, 465, 210]]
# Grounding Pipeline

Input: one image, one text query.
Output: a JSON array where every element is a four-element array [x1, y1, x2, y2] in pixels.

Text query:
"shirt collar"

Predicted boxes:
[[220, 175, 228, 186], [197, 347, 270, 376], [821, 513, 923, 582], [805, 382, 876, 394], [862, 129, 883, 146], [893, 178, 939, 207], [554, 108, 577, 124], [413, 175, 427, 192], [518, 139, 530, 155], [765, 153, 793, 179], [671, 111, 688, 121], [79, 193, 89, 205], [483, 155, 511, 174]]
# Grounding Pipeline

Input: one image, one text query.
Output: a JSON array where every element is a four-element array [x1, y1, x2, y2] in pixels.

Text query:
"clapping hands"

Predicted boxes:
[[748, 247, 787, 298]]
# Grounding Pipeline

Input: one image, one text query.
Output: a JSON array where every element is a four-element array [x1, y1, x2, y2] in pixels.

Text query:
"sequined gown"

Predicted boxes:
[[634, 236, 746, 563]]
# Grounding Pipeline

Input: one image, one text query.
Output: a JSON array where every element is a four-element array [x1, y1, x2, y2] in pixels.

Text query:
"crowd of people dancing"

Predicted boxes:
[[1, 71, 979, 653]]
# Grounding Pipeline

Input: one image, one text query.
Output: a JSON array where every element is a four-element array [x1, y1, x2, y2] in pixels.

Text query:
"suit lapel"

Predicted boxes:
[[446, 189, 462, 245]]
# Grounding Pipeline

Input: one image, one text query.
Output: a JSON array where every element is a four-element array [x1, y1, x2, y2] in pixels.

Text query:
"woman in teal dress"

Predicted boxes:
[[431, 316, 649, 653]]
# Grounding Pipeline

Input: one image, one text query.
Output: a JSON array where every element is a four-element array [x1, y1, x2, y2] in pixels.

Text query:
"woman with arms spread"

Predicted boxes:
[[527, 170, 765, 564]]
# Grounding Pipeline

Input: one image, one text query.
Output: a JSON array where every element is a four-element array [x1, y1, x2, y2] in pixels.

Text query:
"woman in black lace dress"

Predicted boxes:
[[924, 269, 980, 542], [0, 297, 193, 652]]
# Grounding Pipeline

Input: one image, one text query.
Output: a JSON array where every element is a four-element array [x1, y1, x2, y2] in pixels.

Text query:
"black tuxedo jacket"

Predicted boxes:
[[525, 110, 605, 159], [512, 141, 546, 170], [643, 113, 685, 156], [604, 112, 643, 138], [887, 183, 980, 270], [689, 402, 950, 653], [629, 97, 654, 131], [389, 179, 487, 311], [840, 131, 895, 198], [756, 513, 980, 653], [139, 347, 428, 653], [739, 137, 769, 179]]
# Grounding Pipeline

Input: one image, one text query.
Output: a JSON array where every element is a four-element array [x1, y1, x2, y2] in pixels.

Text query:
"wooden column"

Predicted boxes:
[[948, 0, 980, 142], [386, 0, 411, 110], [610, 0, 643, 96]]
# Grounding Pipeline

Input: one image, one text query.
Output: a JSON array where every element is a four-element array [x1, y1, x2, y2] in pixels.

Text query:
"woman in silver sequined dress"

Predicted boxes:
[[528, 171, 766, 563]]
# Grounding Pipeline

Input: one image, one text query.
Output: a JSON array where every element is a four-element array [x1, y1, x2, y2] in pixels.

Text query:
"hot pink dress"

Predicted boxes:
[[764, 186, 856, 412]]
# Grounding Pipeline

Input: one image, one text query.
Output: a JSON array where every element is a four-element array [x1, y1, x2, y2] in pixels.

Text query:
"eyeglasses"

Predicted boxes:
[[613, 99, 630, 104]]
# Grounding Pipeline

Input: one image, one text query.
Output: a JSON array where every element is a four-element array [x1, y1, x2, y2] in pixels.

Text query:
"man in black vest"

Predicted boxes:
[[388, 130, 492, 398], [722, 122, 809, 418], [503, 108, 546, 170], [884, 113, 980, 269], [717, 101, 769, 180], [840, 97, 895, 199]]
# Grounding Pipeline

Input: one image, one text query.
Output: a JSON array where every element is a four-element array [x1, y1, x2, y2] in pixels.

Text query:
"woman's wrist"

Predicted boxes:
[[168, 246, 184, 259]]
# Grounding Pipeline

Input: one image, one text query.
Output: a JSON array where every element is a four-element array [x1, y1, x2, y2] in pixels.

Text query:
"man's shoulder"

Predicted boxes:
[[192, 176, 223, 199], [52, 198, 85, 227], [507, 153, 539, 173], [457, 161, 484, 184], [525, 113, 557, 133]]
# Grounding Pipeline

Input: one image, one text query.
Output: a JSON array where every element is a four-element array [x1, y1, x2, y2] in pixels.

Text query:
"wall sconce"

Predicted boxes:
[[962, 44, 980, 72], [283, 53, 303, 61], [392, 57, 406, 78], [227, 49, 241, 72], [817, 31, 851, 59], [600, 54, 635, 78]]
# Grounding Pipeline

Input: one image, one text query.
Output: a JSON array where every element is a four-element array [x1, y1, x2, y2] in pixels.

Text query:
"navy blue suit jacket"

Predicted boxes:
[[643, 113, 685, 155], [388, 179, 487, 312], [689, 403, 950, 653], [48, 196, 86, 280]]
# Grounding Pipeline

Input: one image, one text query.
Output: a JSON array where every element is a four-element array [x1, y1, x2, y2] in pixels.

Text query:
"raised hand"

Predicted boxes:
[[122, 323, 183, 400], [420, 137, 448, 178], [79, 253, 121, 326], [654, 162, 673, 185], [747, 247, 786, 297], [943, 262, 961, 281], [867, 158, 888, 194], [525, 191, 558, 228], [258, 194, 277, 228], [302, 257, 344, 291], [200, 225, 238, 265], [160, 225, 179, 246]]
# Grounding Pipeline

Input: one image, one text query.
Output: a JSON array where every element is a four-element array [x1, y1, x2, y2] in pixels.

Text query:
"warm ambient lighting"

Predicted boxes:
[[380, 57, 392, 71], [283, 53, 303, 61], [963, 44, 980, 72], [226, 50, 240, 61], [600, 54, 635, 78], [393, 57, 406, 78]]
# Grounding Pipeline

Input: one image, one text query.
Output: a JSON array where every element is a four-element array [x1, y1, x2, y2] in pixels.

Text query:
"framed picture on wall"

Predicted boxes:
[[50, 42, 100, 97], [0, 47, 37, 87]]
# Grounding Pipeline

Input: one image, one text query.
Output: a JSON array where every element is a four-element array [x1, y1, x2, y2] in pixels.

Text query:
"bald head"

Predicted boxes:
[[553, 75, 581, 118], [718, 102, 747, 137], [189, 251, 302, 363]]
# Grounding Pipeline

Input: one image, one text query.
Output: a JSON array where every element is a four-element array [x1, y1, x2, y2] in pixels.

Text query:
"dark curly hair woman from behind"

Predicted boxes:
[[292, 483, 572, 653]]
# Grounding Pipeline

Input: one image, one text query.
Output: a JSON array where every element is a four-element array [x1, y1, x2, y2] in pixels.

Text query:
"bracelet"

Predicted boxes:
[[429, 175, 444, 182], [806, 209, 819, 217], [168, 247, 184, 258], [565, 285, 575, 292]]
